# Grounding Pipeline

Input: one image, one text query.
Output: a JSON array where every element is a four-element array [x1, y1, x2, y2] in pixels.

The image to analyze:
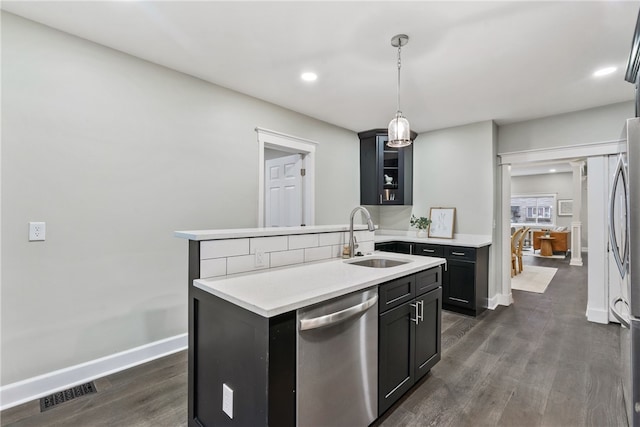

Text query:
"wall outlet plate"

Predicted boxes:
[[255, 250, 266, 267], [29, 222, 46, 241], [222, 383, 233, 419]]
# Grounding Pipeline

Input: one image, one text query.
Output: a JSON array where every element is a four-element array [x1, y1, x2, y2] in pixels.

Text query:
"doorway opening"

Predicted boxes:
[[498, 140, 622, 323], [256, 127, 317, 227]]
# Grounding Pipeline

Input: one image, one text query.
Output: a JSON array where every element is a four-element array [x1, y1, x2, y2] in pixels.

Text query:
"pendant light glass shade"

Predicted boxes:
[[387, 34, 411, 148], [387, 112, 411, 147]]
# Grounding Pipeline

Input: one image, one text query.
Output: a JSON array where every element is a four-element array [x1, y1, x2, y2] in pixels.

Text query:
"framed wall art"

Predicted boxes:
[[428, 207, 456, 239], [558, 199, 573, 216]]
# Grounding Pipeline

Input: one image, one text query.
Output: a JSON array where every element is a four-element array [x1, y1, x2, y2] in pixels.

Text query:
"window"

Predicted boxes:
[[511, 195, 556, 225]]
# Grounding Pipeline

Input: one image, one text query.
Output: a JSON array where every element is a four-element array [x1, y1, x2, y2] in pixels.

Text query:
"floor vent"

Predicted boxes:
[[39, 381, 97, 412]]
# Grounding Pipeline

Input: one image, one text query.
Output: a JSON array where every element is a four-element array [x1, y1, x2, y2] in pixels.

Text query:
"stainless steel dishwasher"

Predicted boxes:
[[296, 287, 378, 427]]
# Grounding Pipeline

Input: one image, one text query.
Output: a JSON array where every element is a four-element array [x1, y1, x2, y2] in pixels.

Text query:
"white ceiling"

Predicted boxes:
[[2, 1, 638, 133]]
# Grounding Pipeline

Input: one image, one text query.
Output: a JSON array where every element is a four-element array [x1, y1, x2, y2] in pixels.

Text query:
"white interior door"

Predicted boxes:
[[265, 154, 303, 227]]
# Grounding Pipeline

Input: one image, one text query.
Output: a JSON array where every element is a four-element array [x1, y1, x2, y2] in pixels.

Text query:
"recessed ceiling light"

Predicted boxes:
[[301, 72, 317, 82], [549, 168, 557, 173], [593, 66, 617, 77]]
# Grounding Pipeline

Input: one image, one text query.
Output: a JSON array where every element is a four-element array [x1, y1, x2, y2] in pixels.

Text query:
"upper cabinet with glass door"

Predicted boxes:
[[358, 129, 417, 205]]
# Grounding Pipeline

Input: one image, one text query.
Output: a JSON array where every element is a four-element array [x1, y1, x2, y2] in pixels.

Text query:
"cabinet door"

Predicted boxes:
[[378, 302, 415, 416], [444, 259, 475, 309], [378, 136, 404, 205], [415, 287, 441, 380]]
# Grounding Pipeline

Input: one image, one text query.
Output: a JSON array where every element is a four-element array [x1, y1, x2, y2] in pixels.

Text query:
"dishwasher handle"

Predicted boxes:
[[299, 294, 378, 331]]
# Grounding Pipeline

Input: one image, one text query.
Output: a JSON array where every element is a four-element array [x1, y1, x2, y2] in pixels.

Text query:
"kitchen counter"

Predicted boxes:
[[194, 251, 445, 317], [375, 230, 492, 248], [175, 224, 372, 241]]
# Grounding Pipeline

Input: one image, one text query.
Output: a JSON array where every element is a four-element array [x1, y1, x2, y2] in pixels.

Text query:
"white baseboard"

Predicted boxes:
[[586, 307, 609, 324], [0, 333, 188, 411], [487, 293, 513, 310]]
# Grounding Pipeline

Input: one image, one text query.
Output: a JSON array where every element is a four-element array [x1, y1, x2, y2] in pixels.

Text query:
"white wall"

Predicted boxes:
[[1, 13, 360, 385], [378, 120, 495, 236], [498, 101, 634, 153]]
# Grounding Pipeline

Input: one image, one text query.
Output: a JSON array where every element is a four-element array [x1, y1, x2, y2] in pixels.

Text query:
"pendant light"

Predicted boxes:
[[387, 34, 411, 148]]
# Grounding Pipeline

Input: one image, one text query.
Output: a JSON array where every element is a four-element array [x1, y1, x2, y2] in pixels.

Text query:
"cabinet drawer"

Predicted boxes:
[[445, 246, 476, 261], [378, 275, 415, 313], [414, 244, 444, 257], [415, 267, 441, 296]]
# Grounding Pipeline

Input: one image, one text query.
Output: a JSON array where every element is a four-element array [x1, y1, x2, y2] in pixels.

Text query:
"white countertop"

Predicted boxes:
[[194, 252, 445, 318], [375, 230, 492, 248], [175, 224, 372, 241]]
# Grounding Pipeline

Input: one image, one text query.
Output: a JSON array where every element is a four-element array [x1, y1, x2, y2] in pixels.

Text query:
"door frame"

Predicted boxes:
[[256, 127, 317, 227], [498, 139, 623, 319]]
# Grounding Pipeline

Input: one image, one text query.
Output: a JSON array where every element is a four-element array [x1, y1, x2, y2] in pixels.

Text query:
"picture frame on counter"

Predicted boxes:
[[428, 207, 456, 239], [558, 199, 573, 216]]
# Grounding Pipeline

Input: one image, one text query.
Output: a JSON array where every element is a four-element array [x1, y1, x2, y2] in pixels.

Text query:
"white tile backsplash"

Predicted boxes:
[[289, 234, 319, 250], [270, 249, 304, 268], [200, 258, 227, 278], [332, 244, 347, 258], [355, 230, 375, 242], [201, 238, 249, 260], [318, 232, 344, 247], [198, 230, 359, 279], [357, 241, 376, 255], [250, 236, 288, 254], [227, 253, 270, 275], [304, 246, 332, 262]]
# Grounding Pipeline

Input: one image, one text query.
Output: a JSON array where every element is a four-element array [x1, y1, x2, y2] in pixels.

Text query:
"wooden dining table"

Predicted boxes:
[[538, 236, 555, 257]]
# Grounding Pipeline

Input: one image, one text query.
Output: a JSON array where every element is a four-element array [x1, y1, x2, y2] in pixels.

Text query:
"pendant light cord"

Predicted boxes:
[[397, 44, 402, 114]]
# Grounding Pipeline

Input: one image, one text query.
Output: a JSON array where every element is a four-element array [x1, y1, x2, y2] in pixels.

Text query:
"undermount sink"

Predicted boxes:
[[346, 257, 410, 268]]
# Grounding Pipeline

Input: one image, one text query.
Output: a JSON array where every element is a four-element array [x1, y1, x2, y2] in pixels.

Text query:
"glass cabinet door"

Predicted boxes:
[[381, 146, 400, 203]]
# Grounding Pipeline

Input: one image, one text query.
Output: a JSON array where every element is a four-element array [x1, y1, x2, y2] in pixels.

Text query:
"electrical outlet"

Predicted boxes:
[[222, 383, 233, 419], [255, 250, 266, 267], [29, 222, 46, 241]]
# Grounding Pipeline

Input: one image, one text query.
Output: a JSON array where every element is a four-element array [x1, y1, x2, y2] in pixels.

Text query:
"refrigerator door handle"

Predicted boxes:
[[610, 296, 631, 328], [609, 154, 630, 278]]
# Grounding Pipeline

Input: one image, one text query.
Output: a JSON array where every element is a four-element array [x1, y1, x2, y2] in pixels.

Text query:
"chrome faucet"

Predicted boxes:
[[349, 206, 376, 258]]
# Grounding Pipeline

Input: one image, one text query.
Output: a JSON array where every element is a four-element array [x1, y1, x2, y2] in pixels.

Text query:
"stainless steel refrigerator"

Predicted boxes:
[[610, 118, 640, 427]]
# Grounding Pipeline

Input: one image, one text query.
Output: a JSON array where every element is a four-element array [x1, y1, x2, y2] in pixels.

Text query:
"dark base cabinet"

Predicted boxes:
[[378, 267, 442, 416], [442, 246, 489, 316], [379, 242, 489, 317], [375, 241, 413, 254]]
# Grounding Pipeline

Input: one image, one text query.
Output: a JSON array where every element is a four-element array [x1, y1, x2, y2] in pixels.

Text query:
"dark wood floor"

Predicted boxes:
[[1, 253, 626, 426], [375, 253, 627, 427]]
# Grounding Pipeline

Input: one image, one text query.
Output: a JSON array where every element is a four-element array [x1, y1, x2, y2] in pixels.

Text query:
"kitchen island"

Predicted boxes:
[[176, 225, 445, 426]]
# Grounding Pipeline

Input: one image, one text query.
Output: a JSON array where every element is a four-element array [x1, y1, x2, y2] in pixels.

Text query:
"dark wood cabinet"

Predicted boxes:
[[377, 242, 490, 317], [378, 302, 415, 415], [375, 241, 412, 254], [442, 246, 488, 316], [444, 259, 476, 310], [415, 287, 442, 380], [378, 267, 442, 416], [358, 129, 416, 205]]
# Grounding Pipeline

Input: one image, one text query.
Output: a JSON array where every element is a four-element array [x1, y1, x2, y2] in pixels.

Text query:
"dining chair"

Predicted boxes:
[[511, 227, 524, 277], [516, 227, 530, 274]]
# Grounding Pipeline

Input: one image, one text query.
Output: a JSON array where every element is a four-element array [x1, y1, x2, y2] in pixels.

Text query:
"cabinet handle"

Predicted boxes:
[[450, 297, 469, 304], [422, 249, 435, 253], [409, 303, 419, 324], [451, 251, 465, 256], [380, 194, 383, 204], [419, 300, 424, 322]]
